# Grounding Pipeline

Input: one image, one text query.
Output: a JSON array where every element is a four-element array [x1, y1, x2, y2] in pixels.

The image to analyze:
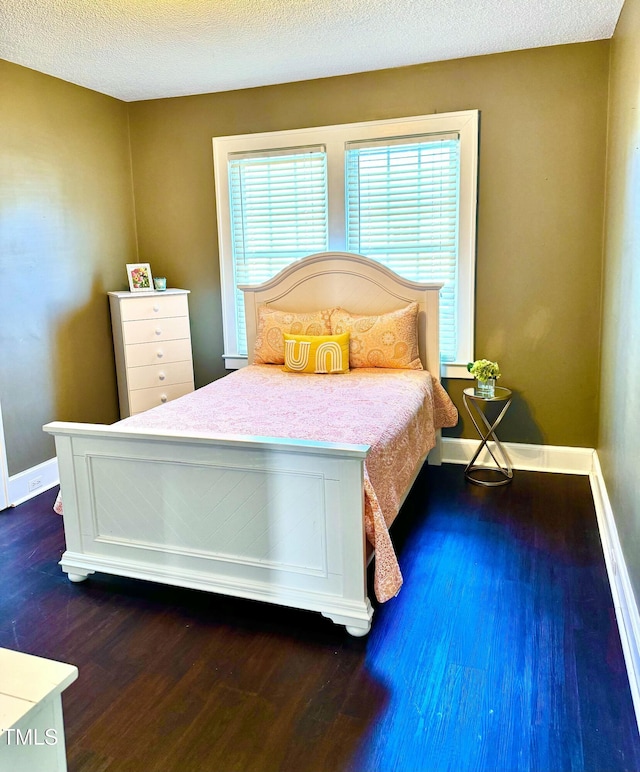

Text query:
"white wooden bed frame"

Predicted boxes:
[[44, 252, 443, 636]]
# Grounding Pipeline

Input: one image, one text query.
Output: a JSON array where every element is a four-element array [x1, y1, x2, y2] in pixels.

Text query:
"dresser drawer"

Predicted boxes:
[[129, 382, 194, 415], [124, 339, 193, 368], [120, 293, 188, 321], [127, 361, 194, 391], [123, 316, 191, 345]]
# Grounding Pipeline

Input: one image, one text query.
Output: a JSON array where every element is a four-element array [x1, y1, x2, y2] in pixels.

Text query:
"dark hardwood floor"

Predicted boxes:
[[1, 466, 639, 772]]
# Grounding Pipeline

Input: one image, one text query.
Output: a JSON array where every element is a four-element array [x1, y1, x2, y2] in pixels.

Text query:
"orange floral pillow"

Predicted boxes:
[[253, 306, 335, 364], [330, 303, 423, 370]]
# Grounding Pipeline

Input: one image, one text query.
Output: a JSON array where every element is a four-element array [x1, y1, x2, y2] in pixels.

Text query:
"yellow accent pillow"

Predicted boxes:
[[253, 306, 335, 365], [330, 303, 423, 370], [283, 333, 350, 374]]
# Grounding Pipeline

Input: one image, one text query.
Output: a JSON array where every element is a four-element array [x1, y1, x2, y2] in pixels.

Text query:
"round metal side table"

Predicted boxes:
[[463, 386, 513, 487]]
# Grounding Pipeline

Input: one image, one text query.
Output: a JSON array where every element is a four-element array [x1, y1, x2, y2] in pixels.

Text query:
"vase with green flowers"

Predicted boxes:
[[467, 359, 501, 398]]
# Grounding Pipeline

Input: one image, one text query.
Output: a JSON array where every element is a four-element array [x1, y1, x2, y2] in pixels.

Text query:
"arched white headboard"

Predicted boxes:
[[240, 251, 443, 379]]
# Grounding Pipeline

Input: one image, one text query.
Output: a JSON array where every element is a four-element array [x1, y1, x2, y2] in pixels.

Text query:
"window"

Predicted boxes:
[[228, 148, 328, 354], [213, 110, 478, 377], [345, 136, 460, 363]]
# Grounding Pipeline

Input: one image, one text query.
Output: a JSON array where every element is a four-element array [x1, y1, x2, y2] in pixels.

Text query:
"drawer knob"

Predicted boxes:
[[153, 305, 160, 312], [157, 351, 164, 359], [160, 395, 168, 403], [158, 373, 166, 381], [155, 328, 162, 336]]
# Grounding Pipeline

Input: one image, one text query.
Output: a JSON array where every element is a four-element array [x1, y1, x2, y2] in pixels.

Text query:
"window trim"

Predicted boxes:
[[213, 109, 478, 378]]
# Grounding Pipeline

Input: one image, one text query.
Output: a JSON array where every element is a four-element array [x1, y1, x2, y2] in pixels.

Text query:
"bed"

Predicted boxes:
[[44, 252, 457, 636]]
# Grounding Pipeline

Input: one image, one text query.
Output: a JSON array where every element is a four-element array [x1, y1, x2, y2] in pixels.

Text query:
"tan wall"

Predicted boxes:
[[0, 41, 610, 479], [0, 60, 138, 475], [128, 42, 609, 446], [599, 0, 640, 604]]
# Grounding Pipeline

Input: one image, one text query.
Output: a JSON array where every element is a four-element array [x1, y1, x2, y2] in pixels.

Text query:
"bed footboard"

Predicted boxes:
[[44, 422, 374, 635]]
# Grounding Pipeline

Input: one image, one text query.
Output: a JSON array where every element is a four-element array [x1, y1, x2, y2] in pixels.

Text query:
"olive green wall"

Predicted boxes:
[[0, 41, 611, 479], [128, 42, 609, 446], [599, 0, 640, 610], [0, 60, 138, 475]]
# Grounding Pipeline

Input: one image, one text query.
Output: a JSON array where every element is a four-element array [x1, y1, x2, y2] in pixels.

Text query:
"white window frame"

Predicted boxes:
[[213, 109, 478, 378]]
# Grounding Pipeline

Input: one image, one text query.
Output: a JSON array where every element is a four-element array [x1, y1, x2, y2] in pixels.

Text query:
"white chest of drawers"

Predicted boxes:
[[108, 289, 195, 418]]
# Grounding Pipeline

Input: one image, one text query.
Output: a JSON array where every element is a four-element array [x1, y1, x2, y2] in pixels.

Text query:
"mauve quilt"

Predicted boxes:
[[117, 365, 458, 601]]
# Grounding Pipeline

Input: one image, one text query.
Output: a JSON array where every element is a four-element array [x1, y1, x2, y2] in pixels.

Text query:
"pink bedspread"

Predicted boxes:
[[118, 365, 458, 602]]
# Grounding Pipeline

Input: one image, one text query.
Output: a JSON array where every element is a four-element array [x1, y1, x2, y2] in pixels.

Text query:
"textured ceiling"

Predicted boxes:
[[0, 0, 625, 102]]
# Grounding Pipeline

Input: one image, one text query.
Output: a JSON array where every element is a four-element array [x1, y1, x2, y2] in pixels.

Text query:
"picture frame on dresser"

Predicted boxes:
[[126, 262, 154, 292]]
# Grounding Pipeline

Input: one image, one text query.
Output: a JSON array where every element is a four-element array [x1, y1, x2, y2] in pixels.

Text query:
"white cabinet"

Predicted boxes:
[[108, 289, 195, 418], [0, 648, 78, 772]]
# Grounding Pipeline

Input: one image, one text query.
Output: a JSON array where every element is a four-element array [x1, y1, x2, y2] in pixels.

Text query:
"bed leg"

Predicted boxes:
[[64, 569, 94, 583], [428, 430, 443, 465], [345, 623, 371, 637], [321, 599, 373, 636]]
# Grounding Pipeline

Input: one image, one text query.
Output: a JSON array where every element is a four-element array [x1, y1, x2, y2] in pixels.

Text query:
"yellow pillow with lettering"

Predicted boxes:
[[283, 333, 350, 374]]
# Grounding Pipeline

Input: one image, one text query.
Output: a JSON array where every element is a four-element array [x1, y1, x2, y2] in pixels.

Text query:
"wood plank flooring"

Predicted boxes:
[[1, 466, 639, 772]]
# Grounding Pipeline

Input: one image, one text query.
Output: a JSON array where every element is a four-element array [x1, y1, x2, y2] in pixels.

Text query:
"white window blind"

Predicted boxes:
[[214, 110, 478, 375], [228, 147, 328, 353], [346, 135, 460, 362]]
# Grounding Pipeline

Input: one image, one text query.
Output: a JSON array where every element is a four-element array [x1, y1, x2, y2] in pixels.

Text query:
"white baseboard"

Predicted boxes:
[[7, 457, 59, 507], [441, 437, 594, 475], [590, 452, 640, 735], [0, 403, 9, 510]]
